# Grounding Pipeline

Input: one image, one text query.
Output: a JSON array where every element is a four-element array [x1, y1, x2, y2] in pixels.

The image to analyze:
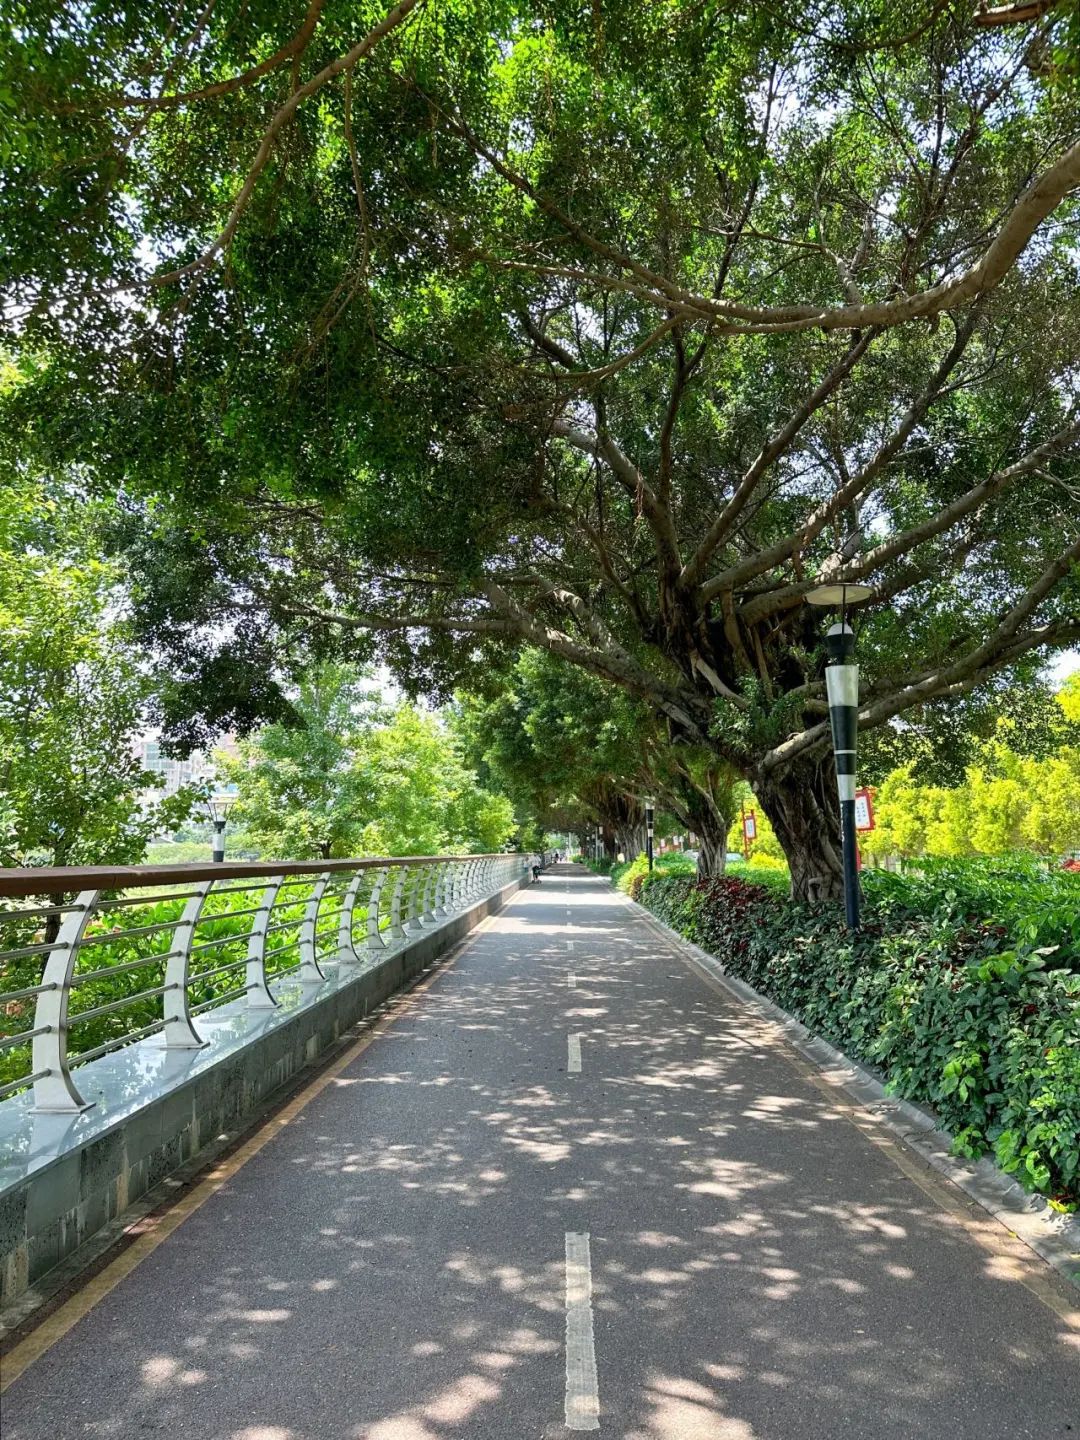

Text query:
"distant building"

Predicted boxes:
[[135, 734, 240, 805]]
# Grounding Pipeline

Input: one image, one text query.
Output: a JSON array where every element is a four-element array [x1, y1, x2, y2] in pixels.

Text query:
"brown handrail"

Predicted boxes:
[[0, 854, 521, 900]]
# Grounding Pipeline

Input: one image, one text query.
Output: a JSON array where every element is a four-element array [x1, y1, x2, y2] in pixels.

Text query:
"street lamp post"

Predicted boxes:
[[806, 582, 873, 930], [644, 796, 655, 872], [206, 788, 238, 864]]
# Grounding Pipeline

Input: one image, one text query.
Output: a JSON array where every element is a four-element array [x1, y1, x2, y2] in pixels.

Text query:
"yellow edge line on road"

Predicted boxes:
[[624, 895, 1080, 1334], [1, 912, 503, 1392]]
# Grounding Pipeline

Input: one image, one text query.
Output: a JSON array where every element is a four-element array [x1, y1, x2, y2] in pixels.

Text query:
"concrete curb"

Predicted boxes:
[[614, 885, 1080, 1294]]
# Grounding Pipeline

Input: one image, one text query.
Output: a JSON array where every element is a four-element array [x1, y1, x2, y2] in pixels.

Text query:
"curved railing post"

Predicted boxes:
[[337, 868, 366, 965], [388, 866, 408, 942], [31, 889, 98, 1113], [420, 863, 438, 924], [367, 865, 390, 951], [299, 872, 331, 984], [434, 862, 450, 916], [247, 878, 283, 1009], [400, 865, 419, 934], [410, 865, 428, 931], [162, 879, 212, 1048], [451, 862, 466, 909]]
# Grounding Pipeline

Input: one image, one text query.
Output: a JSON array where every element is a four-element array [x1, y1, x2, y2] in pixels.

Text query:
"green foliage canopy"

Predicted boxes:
[[223, 663, 516, 858], [4, 2, 1080, 895], [0, 478, 199, 869]]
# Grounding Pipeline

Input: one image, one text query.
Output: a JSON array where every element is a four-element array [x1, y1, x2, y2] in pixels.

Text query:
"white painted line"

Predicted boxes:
[[568, 972, 577, 990], [565, 1231, 600, 1430], [566, 939, 574, 951], [567, 1033, 583, 1073]]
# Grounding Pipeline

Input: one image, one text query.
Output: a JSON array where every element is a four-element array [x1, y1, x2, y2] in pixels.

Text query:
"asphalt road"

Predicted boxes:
[[2, 866, 1077, 1438]]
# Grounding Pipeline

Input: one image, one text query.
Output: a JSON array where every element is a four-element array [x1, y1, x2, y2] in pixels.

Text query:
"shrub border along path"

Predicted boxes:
[[616, 884, 1080, 1298]]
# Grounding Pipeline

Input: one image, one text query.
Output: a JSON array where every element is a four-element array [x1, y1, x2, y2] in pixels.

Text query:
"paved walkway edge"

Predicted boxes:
[[618, 887, 1080, 1293]]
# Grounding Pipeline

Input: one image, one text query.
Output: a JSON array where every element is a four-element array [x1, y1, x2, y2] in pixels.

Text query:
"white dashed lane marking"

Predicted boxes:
[[564, 1231, 600, 1431], [567, 1033, 583, 1073]]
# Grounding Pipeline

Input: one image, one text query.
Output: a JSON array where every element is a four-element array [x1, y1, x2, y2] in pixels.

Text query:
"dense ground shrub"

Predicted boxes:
[[866, 856, 1080, 969], [638, 867, 1080, 1210], [603, 851, 792, 899], [610, 851, 697, 898]]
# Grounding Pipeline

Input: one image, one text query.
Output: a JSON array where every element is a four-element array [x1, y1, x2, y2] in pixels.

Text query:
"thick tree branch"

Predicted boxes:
[[683, 327, 879, 590], [759, 554, 1080, 775], [973, 0, 1061, 25], [447, 101, 1080, 337], [743, 414, 1080, 621], [153, 0, 420, 285], [97, 0, 326, 110], [708, 306, 983, 606], [551, 418, 684, 581], [481, 581, 706, 739]]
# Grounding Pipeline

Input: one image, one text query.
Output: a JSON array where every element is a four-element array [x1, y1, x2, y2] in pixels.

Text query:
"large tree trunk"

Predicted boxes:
[[659, 762, 735, 880], [615, 821, 646, 858], [695, 829, 727, 879], [672, 794, 729, 878], [755, 753, 847, 902]]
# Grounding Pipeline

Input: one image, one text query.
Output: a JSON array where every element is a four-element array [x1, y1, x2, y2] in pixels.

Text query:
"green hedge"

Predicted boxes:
[[638, 867, 1080, 1210]]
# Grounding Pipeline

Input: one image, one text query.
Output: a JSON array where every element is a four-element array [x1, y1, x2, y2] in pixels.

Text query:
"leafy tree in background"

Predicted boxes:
[[859, 672, 1080, 786], [0, 479, 199, 872], [1059, 673, 1080, 724], [456, 648, 739, 873], [358, 703, 515, 855], [223, 665, 516, 858], [220, 663, 385, 859], [455, 649, 653, 858], [4, 2, 1080, 895]]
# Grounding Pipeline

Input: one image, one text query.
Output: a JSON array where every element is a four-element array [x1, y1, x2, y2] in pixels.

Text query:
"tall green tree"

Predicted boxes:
[[358, 703, 515, 855], [457, 648, 739, 872], [4, 3, 1080, 895], [221, 664, 385, 858], [224, 666, 516, 858], [0, 479, 199, 871]]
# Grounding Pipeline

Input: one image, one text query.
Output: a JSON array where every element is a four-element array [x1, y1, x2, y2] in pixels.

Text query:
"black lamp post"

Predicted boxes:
[[206, 788, 238, 863], [806, 582, 873, 930]]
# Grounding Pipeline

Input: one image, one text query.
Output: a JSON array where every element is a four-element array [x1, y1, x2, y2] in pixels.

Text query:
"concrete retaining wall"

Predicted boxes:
[[0, 876, 525, 1306]]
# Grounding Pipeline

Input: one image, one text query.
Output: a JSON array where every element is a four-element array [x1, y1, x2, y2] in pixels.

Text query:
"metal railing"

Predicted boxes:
[[0, 853, 533, 1114]]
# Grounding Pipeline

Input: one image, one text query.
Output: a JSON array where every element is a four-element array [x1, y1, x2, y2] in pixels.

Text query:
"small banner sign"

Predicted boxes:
[[854, 788, 875, 832], [742, 810, 757, 842]]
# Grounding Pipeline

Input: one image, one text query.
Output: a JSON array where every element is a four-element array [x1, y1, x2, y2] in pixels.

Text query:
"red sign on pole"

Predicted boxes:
[[742, 809, 757, 846], [854, 788, 875, 833]]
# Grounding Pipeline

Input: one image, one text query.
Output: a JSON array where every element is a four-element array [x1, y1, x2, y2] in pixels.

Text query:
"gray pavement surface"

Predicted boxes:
[[2, 866, 1077, 1438]]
